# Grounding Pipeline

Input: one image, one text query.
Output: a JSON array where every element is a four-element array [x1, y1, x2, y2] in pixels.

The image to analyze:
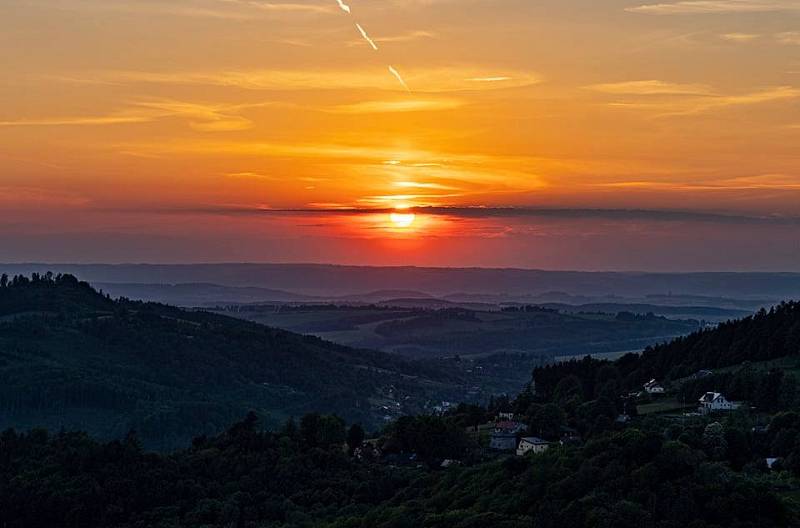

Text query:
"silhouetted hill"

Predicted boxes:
[[533, 301, 800, 401], [0, 274, 464, 449]]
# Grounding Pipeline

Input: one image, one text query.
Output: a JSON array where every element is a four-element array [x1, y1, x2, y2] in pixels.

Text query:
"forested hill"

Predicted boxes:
[[534, 301, 800, 400], [0, 274, 462, 450], [637, 302, 800, 377]]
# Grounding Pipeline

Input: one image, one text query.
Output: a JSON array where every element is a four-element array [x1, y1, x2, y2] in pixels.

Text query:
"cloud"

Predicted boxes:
[[720, 33, 760, 42], [29, 0, 334, 19], [393, 181, 458, 190], [627, 1, 800, 15], [0, 114, 156, 127], [592, 81, 800, 116], [587, 80, 715, 96], [325, 98, 465, 113], [466, 77, 514, 83], [134, 100, 256, 131], [346, 30, 437, 47], [375, 30, 438, 44], [88, 68, 539, 93], [142, 205, 800, 226], [777, 32, 800, 45], [0, 99, 271, 131], [227, 1, 333, 14], [0, 187, 90, 208]]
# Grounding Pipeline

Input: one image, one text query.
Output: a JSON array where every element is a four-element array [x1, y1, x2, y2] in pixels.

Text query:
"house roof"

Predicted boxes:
[[520, 437, 549, 445], [699, 392, 722, 403], [496, 420, 524, 431]]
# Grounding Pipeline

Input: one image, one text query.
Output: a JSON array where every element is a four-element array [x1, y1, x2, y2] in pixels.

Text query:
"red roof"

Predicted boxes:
[[496, 421, 521, 431]]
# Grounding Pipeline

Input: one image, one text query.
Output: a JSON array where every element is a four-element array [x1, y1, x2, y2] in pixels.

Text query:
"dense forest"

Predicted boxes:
[[532, 301, 800, 402], [0, 274, 466, 449], [0, 410, 796, 527]]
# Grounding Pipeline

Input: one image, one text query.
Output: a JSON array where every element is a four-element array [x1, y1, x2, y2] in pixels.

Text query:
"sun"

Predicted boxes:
[[389, 211, 416, 229]]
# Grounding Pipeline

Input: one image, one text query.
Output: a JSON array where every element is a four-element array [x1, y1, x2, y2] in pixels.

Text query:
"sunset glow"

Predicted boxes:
[[389, 211, 416, 229], [0, 0, 798, 269]]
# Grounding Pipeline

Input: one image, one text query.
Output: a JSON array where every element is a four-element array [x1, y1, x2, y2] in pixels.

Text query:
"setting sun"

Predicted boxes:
[[389, 211, 416, 229]]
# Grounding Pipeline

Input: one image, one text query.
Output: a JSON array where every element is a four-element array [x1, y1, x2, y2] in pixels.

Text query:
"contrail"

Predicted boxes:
[[388, 66, 411, 93], [355, 23, 378, 51], [336, 0, 351, 14], [332, 0, 411, 92]]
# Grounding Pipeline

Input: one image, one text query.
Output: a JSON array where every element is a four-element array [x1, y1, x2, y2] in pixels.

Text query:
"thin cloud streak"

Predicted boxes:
[[587, 80, 715, 96], [131, 205, 800, 226], [627, 1, 800, 15], [325, 98, 464, 113]]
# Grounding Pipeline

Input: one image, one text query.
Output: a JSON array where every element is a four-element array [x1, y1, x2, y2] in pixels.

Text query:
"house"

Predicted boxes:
[[698, 392, 740, 414], [517, 437, 550, 456], [490, 431, 518, 451], [644, 379, 665, 394]]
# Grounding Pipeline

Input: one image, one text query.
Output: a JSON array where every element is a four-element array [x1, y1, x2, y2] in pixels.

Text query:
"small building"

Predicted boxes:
[[644, 379, 665, 394], [517, 437, 550, 456], [490, 431, 518, 451], [698, 392, 740, 414]]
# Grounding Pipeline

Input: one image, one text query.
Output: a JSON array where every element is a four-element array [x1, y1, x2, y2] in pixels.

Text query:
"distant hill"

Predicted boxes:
[[95, 282, 312, 305], [336, 289, 435, 303], [0, 274, 466, 450], [538, 302, 750, 322], [3, 263, 800, 299], [226, 304, 702, 360]]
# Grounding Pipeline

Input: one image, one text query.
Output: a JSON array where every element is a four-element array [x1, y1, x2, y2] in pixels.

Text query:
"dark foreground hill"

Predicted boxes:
[[0, 413, 794, 528], [0, 274, 464, 449]]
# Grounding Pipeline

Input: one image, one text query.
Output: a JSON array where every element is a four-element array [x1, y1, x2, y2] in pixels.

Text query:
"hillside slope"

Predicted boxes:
[[0, 274, 464, 449], [533, 301, 800, 403]]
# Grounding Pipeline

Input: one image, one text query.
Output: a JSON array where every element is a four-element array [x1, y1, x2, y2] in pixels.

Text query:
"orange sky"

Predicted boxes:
[[1, 0, 799, 269]]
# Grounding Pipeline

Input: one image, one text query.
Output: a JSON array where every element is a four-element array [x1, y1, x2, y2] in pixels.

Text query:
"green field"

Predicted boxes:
[[637, 398, 695, 415]]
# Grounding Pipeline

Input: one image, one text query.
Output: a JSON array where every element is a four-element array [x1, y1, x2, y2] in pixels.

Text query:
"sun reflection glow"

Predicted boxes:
[[389, 211, 416, 228]]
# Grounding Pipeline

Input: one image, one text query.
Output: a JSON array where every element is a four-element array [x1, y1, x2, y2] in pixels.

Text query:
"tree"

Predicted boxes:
[[554, 375, 584, 408], [532, 403, 565, 440], [301, 413, 346, 449], [703, 422, 728, 461], [347, 424, 365, 453]]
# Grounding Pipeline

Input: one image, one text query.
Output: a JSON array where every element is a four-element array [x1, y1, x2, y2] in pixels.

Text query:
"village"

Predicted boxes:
[[351, 370, 766, 472]]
